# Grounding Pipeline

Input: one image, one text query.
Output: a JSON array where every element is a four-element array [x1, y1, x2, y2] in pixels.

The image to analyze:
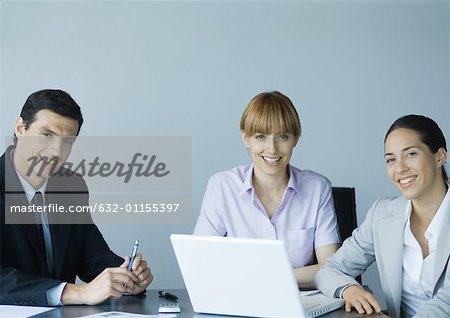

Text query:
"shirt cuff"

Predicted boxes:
[[46, 282, 67, 306], [335, 284, 353, 299]]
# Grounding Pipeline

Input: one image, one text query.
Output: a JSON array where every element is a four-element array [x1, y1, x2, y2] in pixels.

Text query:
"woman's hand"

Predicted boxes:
[[342, 285, 382, 315]]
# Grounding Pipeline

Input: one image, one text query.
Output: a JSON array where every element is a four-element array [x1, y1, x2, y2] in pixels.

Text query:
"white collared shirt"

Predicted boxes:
[[401, 188, 450, 317], [16, 172, 48, 204]]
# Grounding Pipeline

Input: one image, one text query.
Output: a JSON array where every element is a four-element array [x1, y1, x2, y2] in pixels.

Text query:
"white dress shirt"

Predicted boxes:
[[401, 189, 450, 317]]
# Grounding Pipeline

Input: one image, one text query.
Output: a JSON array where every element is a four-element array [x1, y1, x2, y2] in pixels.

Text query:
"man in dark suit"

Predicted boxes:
[[0, 89, 153, 306]]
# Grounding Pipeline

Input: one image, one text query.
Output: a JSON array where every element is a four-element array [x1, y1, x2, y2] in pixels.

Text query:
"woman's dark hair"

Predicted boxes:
[[385, 114, 448, 183]]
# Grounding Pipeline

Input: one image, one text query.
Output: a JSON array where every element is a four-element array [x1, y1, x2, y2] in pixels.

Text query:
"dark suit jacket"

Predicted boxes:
[[0, 146, 123, 306]]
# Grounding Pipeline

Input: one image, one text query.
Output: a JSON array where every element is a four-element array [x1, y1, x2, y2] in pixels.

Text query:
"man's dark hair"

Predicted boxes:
[[18, 89, 83, 135]]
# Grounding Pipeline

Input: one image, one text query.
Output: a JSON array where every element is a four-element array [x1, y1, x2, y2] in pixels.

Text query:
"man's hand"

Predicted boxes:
[[123, 252, 153, 294], [61, 258, 139, 305], [342, 285, 382, 315]]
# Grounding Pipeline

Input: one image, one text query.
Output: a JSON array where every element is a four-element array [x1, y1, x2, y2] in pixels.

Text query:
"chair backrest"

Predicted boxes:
[[331, 187, 361, 284], [331, 187, 357, 241]]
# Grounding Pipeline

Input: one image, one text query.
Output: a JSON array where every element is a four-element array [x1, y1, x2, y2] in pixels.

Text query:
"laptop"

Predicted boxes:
[[170, 234, 344, 318]]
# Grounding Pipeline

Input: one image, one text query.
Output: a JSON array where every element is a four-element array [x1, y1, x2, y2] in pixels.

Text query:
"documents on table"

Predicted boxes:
[[0, 305, 55, 318]]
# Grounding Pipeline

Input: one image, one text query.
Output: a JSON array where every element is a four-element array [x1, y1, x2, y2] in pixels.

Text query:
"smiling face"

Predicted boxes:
[[242, 131, 298, 178], [239, 92, 302, 179], [384, 128, 447, 202], [13, 109, 79, 188]]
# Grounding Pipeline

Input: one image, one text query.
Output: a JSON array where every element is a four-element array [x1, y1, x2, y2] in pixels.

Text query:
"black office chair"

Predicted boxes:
[[331, 187, 361, 284], [331, 187, 357, 241]]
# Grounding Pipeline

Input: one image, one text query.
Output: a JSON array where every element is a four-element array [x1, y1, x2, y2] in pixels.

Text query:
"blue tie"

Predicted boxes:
[[31, 192, 54, 274]]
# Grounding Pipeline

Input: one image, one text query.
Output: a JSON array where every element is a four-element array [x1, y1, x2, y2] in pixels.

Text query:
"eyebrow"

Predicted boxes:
[[384, 146, 418, 157], [41, 127, 56, 135], [42, 128, 77, 141]]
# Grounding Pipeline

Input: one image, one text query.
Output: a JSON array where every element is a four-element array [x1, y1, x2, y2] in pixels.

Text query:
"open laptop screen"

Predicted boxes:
[[171, 234, 306, 317]]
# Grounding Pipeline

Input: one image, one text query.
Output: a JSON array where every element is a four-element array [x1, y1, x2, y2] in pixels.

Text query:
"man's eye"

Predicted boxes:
[[406, 152, 417, 157]]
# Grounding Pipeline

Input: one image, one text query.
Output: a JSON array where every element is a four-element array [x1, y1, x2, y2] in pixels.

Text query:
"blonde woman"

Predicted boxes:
[[194, 91, 340, 288]]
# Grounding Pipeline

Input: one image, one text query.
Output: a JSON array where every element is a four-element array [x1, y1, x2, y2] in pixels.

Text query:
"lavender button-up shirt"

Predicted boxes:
[[193, 164, 341, 268]]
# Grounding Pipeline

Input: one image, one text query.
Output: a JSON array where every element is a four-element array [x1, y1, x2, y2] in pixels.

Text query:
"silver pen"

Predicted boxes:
[[127, 240, 139, 271]]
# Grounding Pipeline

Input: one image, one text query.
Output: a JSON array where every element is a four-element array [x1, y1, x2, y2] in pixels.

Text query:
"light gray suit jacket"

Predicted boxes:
[[315, 197, 450, 318]]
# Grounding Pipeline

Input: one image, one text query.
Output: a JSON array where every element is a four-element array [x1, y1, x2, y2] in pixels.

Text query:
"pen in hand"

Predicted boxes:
[[128, 239, 139, 271]]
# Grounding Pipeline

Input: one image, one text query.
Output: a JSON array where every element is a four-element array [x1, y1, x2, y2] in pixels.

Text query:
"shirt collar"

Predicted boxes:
[[404, 200, 413, 224], [241, 164, 299, 195], [286, 165, 300, 196], [404, 185, 450, 241], [425, 186, 450, 241], [15, 170, 48, 204], [242, 164, 254, 194]]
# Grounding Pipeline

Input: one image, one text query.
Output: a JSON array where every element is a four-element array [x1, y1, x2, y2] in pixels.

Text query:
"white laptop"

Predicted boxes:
[[170, 234, 343, 318]]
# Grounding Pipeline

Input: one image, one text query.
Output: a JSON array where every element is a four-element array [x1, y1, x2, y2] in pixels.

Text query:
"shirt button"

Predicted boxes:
[[425, 232, 432, 240]]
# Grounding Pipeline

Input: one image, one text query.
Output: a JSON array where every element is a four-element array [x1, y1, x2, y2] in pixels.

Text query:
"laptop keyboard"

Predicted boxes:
[[301, 297, 323, 310]]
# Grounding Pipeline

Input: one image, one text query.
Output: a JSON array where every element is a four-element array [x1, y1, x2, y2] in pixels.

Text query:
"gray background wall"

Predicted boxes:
[[1, 0, 449, 307]]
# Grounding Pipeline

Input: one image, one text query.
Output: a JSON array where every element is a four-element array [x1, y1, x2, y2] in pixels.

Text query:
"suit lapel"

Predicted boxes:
[[433, 203, 450, 291], [17, 223, 50, 275], [376, 198, 406, 317], [3, 147, 49, 270]]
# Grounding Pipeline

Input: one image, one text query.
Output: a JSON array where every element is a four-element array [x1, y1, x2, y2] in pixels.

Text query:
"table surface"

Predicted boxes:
[[34, 289, 389, 318]]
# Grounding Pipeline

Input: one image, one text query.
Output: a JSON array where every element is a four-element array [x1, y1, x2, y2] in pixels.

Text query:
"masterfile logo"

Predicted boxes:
[[5, 136, 192, 225], [26, 153, 170, 183]]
